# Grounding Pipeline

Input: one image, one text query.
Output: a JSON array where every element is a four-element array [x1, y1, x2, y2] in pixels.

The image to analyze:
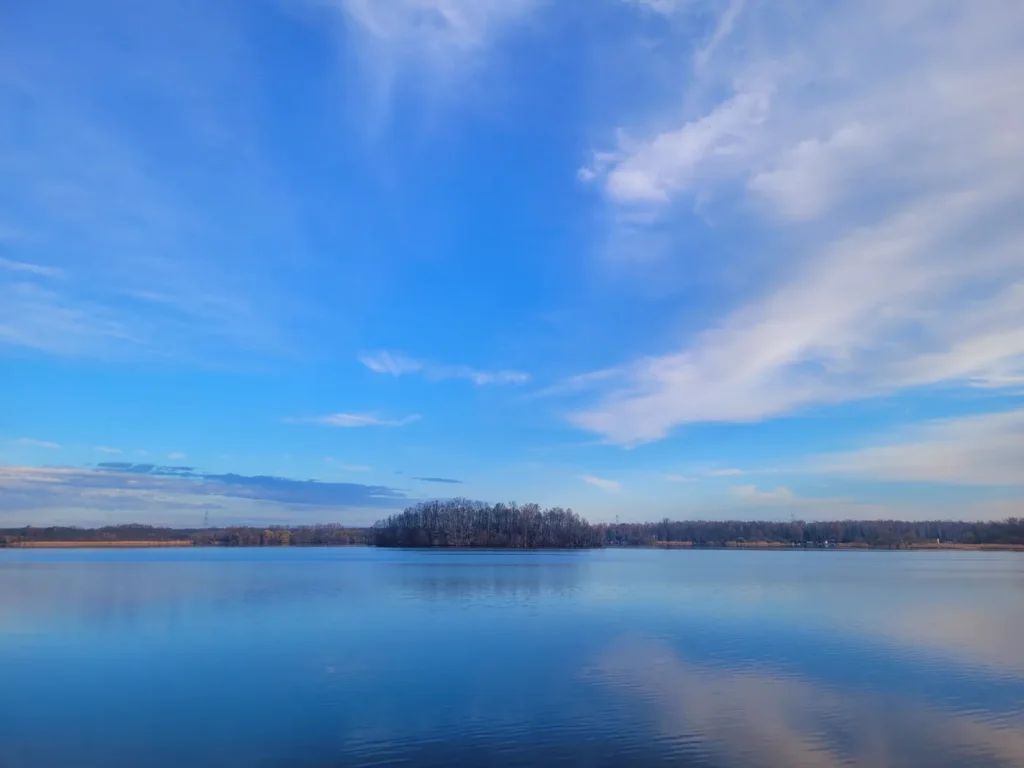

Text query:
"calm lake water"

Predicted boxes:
[[1, 548, 1022, 767]]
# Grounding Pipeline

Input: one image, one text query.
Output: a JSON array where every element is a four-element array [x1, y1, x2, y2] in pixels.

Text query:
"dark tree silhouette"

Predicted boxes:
[[601, 518, 1024, 548], [3, 517, 1021, 549], [372, 499, 603, 548]]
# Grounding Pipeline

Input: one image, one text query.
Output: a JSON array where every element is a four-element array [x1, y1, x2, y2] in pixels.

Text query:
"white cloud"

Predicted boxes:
[[297, 412, 422, 428], [18, 438, 61, 450], [167, 451, 186, 460], [817, 409, 1024, 486], [627, 0, 683, 15], [94, 446, 122, 454], [730, 484, 871, 515], [733, 484, 794, 503], [0, 282, 140, 356], [581, 474, 622, 491], [747, 123, 877, 221], [582, 87, 771, 205], [360, 350, 529, 385], [359, 351, 423, 376], [0, 1, 304, 363], [662, 473, 697, 482], [708, 468, 744, 477], [0, 257, 64, 279], [694, 0, 745, 70], [325, 458, 373, 472], [333, 0, 539, 90], [568, 0, 1024, 445], [338, 0, 536, 53]]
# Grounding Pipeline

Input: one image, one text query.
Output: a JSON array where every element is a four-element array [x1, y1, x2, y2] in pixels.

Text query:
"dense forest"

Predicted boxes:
[[191, 525, 367, 547], [2, 515, 1022, 549], [372, 500, 604, 548], [0, 523, 367, 547], [602, 518, 1024, 548], [373, 506, 1023, 549]]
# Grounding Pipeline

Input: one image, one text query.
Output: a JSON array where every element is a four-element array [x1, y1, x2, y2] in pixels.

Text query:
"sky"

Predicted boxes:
[[1, 0, 1023, 527]]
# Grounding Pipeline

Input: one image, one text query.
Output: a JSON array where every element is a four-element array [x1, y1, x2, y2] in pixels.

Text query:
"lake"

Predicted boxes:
[[1, 548, 1022, 767]]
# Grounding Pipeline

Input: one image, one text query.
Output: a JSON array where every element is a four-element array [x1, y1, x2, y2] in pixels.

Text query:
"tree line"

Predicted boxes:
[[0, 523, 367, 547], [190, 524, 367, 547], [372, 499, 604, 548], [602, 518, 1024, 548], [2, 516, 1022, 549]]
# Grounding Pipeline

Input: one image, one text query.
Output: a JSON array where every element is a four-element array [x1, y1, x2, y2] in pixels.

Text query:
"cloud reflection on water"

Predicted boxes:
[[587, 636, 1024, 768]]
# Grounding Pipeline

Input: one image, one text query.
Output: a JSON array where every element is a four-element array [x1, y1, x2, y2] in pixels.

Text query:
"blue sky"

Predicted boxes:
[[2, 0, 1022, 526]]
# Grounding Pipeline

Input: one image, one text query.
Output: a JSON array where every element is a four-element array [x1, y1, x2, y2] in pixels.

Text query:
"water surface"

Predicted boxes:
[[1, 548, 1022, 767]]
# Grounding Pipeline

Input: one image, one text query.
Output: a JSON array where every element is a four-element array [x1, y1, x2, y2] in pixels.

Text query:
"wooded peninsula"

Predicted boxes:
[[2, 499, 1023, 549]]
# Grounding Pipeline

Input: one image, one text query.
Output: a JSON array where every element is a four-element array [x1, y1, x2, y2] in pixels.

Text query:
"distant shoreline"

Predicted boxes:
[[5, 540, 1022, 551], [4, 514, 1022, 551], [650, 541, 1024, 552], [7, 540, 196, 548]]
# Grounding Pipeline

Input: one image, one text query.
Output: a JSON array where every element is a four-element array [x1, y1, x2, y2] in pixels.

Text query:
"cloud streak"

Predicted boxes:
[[581, 474, 621, 491], [325, 459, 373, 472], [18, 438, 61, 450], [291, 412, 422, 428], [0, 257, 64, 279], [568, 0, 1024, 445], [360, 351, 529, 385], [815, 409, 1024, 486], [0, 463, 411, 526], [0, 0, 308, 363], [334, 0, 539, 76], [732, 484, 795, 503]]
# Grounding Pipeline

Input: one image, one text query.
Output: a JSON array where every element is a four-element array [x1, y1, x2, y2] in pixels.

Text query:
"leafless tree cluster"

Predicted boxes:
[[372, 499, 603, 548], [603, 518, 1024, 547]]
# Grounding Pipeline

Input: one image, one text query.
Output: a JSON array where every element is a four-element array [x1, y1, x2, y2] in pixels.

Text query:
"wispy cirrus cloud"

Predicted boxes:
[[360, 351, 529, 385], [815, 409, 1024, 487], [0, 0, 307, 364], [732, 484, 794, 503], [94, 446, 122, 454], [568, 0, 1024, 445], [0, 257, 64, 279], [333, 0, 539, 76], [730, 484, 868, 515], [662, 473, 697, 483], [18, 438, 61, 450], [291, 412, 422, 428], [0, 463, 410, 526], [325, 458, 373, 472], [0, 282, 139, 356], [581, 474, 621, 491]]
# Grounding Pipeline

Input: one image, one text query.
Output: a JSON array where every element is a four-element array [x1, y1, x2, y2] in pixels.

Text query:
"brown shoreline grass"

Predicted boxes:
[[4, 540, 1023, 551], [9, 540, 194, 548], [651, 541, 694, 548], [650, 541, 1024, 552], [908, 542, 1024, 551]]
